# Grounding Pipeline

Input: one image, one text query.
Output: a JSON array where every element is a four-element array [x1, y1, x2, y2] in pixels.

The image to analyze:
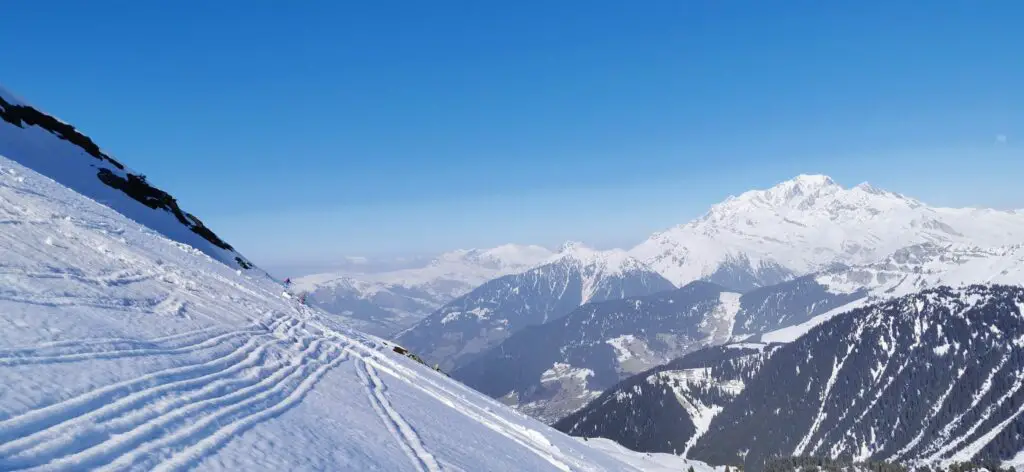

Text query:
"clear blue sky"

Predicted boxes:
[[2, 1, 1022, 270]]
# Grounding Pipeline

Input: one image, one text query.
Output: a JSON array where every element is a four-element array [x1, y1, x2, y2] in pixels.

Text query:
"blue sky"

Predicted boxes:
[[2, 2, 1022, 270]]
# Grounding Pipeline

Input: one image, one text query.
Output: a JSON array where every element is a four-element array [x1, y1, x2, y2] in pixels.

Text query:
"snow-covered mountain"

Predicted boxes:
[[396, 242, 675, 371], [629, 174, 1024, 290], [0, 86, 255, 272], [760, 242, 1024, 343], [293, 244, 554, 337], [528, 243, 1024, 465], [442, 240, 1024, 427], [691, 285, 1024, 471], [555, 344, 780, 457], [452, 281, 744, 423], [556, 285, 1024, 471], [0, 106, 723, 470]]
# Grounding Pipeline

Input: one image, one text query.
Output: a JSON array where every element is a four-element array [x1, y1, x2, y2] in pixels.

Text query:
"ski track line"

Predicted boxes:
[[30, 337, 330, 471], [0, 336, 293, 464], [92, 342, 348, 472], [0, 326, 225, 355], [0, 313, 291, 366], [360, 355, 577, 472], [355, 358, 441, 472], [0, 329, 262, 366], [146, 349, 350, 472], [318, 326, 579, 472], [0, 317, 294, 446]]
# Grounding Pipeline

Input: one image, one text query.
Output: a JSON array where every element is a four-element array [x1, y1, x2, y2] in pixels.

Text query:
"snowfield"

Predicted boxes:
[[0, 154, 724, 471]]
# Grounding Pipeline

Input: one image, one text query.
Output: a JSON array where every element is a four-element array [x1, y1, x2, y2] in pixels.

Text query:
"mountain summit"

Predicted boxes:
[[630, 174, 1024, 290]]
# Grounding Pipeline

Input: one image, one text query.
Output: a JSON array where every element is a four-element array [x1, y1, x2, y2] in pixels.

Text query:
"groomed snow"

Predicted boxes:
[[0, 154, 719, 471]]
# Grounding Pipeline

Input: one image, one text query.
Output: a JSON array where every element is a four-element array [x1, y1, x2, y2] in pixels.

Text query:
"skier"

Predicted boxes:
[[283, 277, 291, 286]]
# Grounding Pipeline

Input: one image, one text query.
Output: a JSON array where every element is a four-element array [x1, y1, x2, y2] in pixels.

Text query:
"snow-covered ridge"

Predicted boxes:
[[549, 241, 651, 276], [0, 153, 724, 471], [762, 242, 1024, 343], [0, 84, 255, 271], [630, 174, 1024, 288]]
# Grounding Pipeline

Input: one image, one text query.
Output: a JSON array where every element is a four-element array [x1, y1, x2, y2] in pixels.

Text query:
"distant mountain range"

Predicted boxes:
[[395, 243, 675, 371], [304, 174, 1024, 339], [293, 244, 554, 336], [443, 241, 1024, 424], [295, 173, 1024, 471]]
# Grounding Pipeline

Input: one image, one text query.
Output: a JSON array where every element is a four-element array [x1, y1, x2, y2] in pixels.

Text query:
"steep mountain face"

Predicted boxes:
[[555, 344, 780, 456], [691, 285, 1024, 471], [452, 241, 1024, 431], [0, 86, 254, 271], [0, 152, 724, 471], [396, 242, 675, 371], [452, 282, 743, 423], [629, 174, 1024, 291], [295, 245, 553, 337]]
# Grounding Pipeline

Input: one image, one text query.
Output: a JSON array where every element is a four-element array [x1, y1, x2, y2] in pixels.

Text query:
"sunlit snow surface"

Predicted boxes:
[[630, 174, 1024, 287], [0, 155, 721, 471]]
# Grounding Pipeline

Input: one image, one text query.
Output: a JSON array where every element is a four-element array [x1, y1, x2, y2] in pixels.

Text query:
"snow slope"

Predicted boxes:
[[0, 85, 255, 272], [0, 154, 722, 471], [630, 174, 1024, 289]]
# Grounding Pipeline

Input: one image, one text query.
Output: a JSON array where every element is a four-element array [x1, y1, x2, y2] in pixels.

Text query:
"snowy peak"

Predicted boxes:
[[701, 174, 918, 224], [760, 173, 840, 203], [631, 174, 1024, 288], [551, 241, 648, 276], [295, 244, 556, 337]]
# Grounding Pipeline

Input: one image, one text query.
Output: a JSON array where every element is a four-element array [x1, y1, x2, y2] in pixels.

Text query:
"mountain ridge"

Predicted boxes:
[[0, 85, 255, 272]]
